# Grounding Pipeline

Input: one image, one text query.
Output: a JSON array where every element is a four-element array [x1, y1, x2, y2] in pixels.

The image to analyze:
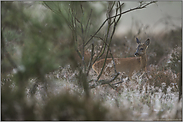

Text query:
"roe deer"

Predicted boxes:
[[92, 38, 150, 80]]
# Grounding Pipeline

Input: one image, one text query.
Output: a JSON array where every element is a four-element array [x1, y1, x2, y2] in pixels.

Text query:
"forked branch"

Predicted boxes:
[[84, 1, 156, 47], [95, 1, 122, 82]]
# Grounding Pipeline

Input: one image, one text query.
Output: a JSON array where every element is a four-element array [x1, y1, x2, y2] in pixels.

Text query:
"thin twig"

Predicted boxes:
[[93, 35, 117, 74], [96, 8, 114, 81], [83, 1, 156, 47], [92, 38, 106, 64], [90, 72, 119, 89], [95, 1, 125, 82], [112, 80, 124, 85], [86, 42, 94, 76], [84, 9, 92, 39], [109, 2, 123, 74]]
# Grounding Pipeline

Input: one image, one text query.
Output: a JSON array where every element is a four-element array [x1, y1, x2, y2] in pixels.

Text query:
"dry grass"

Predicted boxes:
[[38, 60, 181, 120], [2, 28, 182, 120]]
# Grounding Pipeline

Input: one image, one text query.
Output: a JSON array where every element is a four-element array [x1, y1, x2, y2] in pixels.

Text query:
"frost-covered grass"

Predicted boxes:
[[33, 64, 181, 121], [1, 61, 181, 120], [2, 26, 181, 120]]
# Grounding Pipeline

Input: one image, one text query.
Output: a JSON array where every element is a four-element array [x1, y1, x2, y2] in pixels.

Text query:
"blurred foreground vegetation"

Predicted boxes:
[[1, 1, 182, 120]]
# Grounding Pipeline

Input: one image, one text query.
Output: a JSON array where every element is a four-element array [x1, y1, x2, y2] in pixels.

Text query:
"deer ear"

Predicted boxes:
[[145, 39, 150, 46], [136, 38, 141, 44]]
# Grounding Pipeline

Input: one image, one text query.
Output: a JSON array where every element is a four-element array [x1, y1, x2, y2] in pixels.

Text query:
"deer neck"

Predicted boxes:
[[140, 54, 147, 69]]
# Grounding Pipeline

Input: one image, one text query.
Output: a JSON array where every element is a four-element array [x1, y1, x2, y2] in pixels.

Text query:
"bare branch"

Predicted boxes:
[[85, 9, 92, 38], [90, 72, 119, 89], [83, 1, 156, 47], [86, 42, 94, 76], [95, 2, 117, 82], [93, 1, 125, 82]]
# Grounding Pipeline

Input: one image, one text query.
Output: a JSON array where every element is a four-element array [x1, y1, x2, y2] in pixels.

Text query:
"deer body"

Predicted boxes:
[[92, 38, 150, 79]]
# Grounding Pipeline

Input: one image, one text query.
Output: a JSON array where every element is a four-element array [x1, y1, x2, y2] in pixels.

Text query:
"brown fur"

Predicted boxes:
[[92, 38, 150, 79]]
